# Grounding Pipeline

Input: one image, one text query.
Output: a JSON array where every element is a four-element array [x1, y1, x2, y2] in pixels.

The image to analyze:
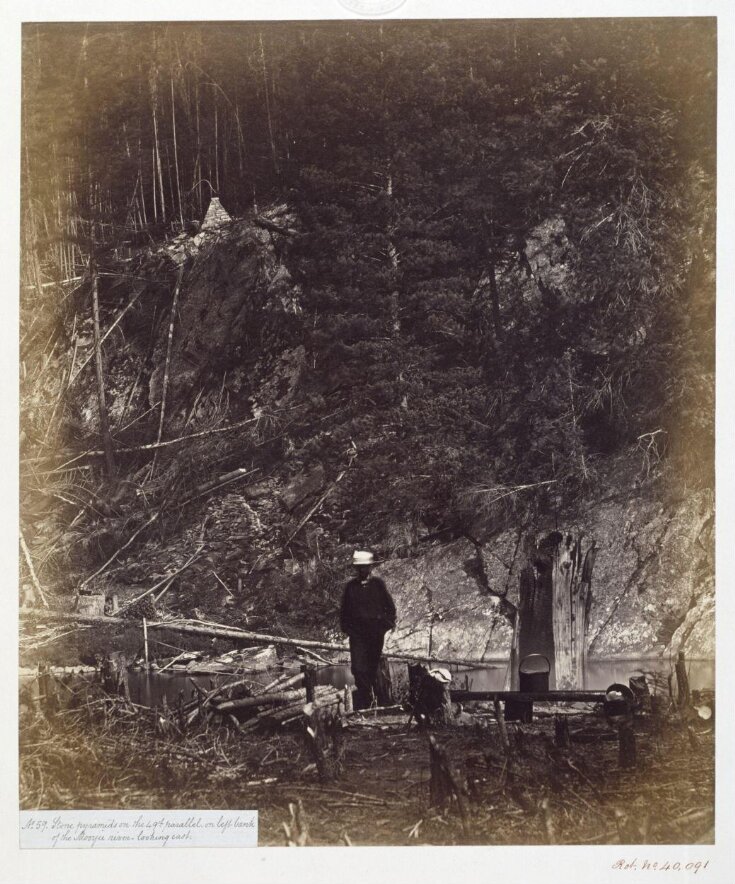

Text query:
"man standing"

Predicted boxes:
[[339, 550, 396, 710]]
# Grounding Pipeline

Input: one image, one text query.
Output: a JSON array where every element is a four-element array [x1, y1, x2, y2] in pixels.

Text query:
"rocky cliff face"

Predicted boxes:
[[376, 481, 714, 662]]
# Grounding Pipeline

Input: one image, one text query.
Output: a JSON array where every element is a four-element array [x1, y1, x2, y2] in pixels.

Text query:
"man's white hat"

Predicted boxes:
[[352, 550, 374, 566]]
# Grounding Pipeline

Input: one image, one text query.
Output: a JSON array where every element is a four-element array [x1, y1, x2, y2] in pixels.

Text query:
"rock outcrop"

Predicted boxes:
[[374, 486, 713, 663]]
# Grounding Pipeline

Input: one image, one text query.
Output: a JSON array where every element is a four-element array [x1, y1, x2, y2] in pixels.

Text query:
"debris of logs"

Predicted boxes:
[[236, 686, 341, 733]]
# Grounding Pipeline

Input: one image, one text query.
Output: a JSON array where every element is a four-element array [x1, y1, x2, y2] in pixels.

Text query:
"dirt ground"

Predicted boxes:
[[19, 677, 714, 847]]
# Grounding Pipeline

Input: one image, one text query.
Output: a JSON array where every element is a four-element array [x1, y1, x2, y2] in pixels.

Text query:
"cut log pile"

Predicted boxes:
[[235, 686, 342, 732]]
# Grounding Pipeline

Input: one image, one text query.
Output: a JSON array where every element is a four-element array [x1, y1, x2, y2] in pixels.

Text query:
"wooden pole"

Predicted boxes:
[[493, 699, 511, 754]]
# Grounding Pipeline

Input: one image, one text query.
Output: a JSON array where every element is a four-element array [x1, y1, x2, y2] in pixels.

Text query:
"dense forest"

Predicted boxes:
[[19, 19, 715, 632]]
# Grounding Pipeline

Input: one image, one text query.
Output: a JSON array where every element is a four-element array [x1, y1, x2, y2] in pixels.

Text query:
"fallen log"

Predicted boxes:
[[30, 612, 506, 668], [238, 689, 341, 732], [347, 704, 404, 718], [214, 685, 334, 713], [144, 619, 506, 668], [451, 690, 606, 703], [258, 671, 304, 696], [20, 531, 50, 608]]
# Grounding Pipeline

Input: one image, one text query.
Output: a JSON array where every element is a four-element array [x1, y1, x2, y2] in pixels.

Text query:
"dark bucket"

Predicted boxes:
[[603, 682, 635, 721], [505, 654, 551, 722], [519, 654, 550, 693]]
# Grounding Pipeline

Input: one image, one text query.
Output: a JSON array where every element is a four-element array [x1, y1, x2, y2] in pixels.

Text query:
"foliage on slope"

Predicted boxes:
[[20, 21, 715, 636]]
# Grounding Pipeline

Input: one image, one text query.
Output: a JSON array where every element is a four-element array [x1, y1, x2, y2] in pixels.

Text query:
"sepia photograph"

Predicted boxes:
[[14, 7, 720, 865]]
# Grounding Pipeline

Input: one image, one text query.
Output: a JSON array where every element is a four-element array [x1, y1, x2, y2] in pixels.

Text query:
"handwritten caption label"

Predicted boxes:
[[20, 810, 257, 849], [612, 859, 710, 874]]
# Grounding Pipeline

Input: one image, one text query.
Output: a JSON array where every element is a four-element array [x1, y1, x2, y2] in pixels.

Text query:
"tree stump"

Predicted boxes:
[[408, 664, 454, 728], [687, 725, 700, 751], [511, 532, 595, 689], [618, 724, 637, 769], [342, 684, 353, 714], [428, 735, 469, 833], [37, 665, 59, 716], [554, 714, 570, 749], [629, 675, 652, 713], [303, 703, 345, 782]]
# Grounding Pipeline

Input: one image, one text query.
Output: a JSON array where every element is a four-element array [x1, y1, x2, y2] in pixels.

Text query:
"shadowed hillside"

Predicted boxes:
[[20, 19, 715, 662]]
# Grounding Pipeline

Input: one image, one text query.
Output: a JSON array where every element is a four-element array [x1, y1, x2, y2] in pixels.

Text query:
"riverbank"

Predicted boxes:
[[19, 677, 714, 847]]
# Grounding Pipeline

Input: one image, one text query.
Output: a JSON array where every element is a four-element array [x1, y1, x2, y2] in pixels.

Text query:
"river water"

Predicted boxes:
[[127, 656, 714, 706], [453, 658, 715, 694], [23, 657, 714, 708]]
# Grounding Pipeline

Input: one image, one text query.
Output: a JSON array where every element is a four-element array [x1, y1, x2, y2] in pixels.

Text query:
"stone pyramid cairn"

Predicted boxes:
[[199, 196, 232, 232]]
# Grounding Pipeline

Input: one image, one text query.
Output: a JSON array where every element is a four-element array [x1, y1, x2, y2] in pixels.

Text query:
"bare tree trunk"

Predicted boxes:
[[514, 533, 556, 688], [150, 65, 166, 223], [149, 265, 184, 478], [259, 32, 279, 176], [165, 143, 176, 226], [91, 264, 117, 481], [234, 102, 245, 176], [151, 146, 158, 221], [171, 74, 184, 229], [552, 533, 596, 689], [213, 88, 220, 193], [194, 79, 202, 214], [513, 531, 595, 689]]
